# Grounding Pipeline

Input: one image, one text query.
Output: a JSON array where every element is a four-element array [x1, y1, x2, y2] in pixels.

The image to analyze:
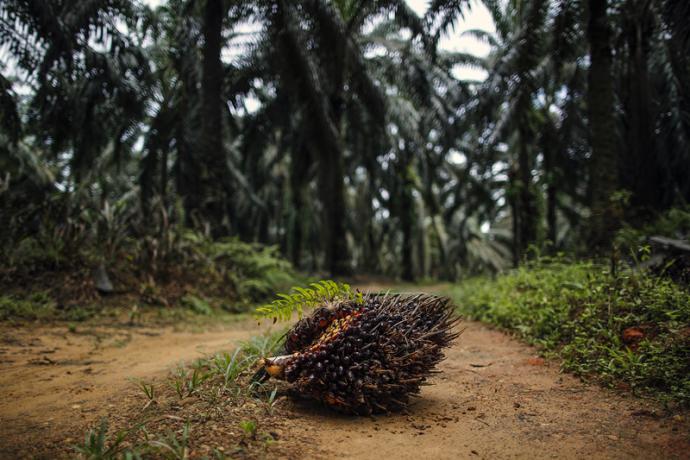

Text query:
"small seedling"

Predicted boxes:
[[73, 417, 145, 459], [238, 332, 285, 366], [212, 348, 248, 387], [74, 417, 113, 458], [149, 422, 190, 460], [130, 378, 156, 409], [186, 368, 210, 396], [128, 305, 141, 326], [239, 420, 257, 440], [167, 366, 210, 398], [170, 377, 185, 399], [255, 386, 280, 416]]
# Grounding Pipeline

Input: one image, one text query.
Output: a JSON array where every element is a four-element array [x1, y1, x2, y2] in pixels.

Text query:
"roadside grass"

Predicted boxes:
[[0, 232, 305, 326], [0, 290, 100, 322], [0, 291, 57, 321], [0, 290, 258, 332], [72, 330, 288, 459], [444, 257, 690, 407]]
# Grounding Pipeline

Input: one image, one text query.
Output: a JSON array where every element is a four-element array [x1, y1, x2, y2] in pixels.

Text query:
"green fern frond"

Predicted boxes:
[[255, 280, 361, 322]]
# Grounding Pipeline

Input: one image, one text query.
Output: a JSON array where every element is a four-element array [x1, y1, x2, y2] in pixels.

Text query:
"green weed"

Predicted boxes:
[[180, 294, 213, 316], [445, 257, 690, 406], [149, 423, 190, 460], [73, 417, 144, 460], [130, 378, 156, 407], [211, 348, 248, 387], [168, 365, 189, 399], [168, 365, 211, 398], [238, 332, 285, 364], [255, 386, 280, 416], [0, 292, 55, 320], [239, 420, 257, 439], [187, 368, 210, 396]]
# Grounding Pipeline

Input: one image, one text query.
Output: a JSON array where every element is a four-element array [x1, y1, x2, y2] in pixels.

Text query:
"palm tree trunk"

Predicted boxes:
[[398, 149, 415, 281], [318, 149, 350, 275], [416, 203, 428, 279], [274, 1, 350, 275], [625, 1, 656, 211], [289, 146, 310, 269], [587, 0, 619, 250], [546, 165, 557, 248], [542, 115, 558, 247], [175, 125, 198, 226], [509, 166, 521, 267], [400, 183, 415, 281], [175, 54, 201, 226], [364, 164, 380, 273], [201, 0, 225, 234], [320, 25, 351, 276], [289, 198, 304, 269], [160, 147, 168, 203], [517, 122, 539, 260]]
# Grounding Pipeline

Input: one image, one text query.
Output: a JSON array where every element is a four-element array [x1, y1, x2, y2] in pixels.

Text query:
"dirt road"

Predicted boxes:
[[0, 320, 271, 453], [292, 320, 689, 459], [1, 301, 688, 459]]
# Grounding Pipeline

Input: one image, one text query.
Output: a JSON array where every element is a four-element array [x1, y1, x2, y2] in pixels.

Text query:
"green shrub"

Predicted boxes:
[[182, 233, 295, 303], [446, 257, 690, 406], [0, 292, 56, 320], [1, 226, 297, 320], [180, 294, 213, 315], [1, 191, 297, 312], [615, 206, 690, 257]]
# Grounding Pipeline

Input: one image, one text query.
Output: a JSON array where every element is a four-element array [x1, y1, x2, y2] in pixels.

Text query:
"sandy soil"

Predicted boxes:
[[290, 321, 690, 459], [1, 299, 689, 459], [0, 319, 273, 455]]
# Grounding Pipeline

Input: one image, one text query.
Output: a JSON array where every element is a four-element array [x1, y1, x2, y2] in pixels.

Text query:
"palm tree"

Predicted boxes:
[[587, 0, 618, 250], [232, 0, 425, 276], [199, 0, 227, 234], [433, 0, 550, 264], [0, 0, 149, 184]]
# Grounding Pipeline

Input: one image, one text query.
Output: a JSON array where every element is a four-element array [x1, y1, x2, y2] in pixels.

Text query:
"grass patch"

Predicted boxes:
[[444, 257, 690, 407], [0, 292, 56, 320], [0, 290, 255, 329], [72, 330, 288, 459]]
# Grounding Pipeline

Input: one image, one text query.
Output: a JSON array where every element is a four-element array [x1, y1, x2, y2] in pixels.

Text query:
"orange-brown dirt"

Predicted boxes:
[[1, 287, 689, 459]]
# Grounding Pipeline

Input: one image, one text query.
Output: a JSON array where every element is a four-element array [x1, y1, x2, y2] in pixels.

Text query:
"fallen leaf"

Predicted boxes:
[[622, 327, 645, 346]]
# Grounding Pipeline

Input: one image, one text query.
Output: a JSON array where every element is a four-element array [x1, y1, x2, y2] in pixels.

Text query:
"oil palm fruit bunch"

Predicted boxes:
[[254, 282, 460, 415]]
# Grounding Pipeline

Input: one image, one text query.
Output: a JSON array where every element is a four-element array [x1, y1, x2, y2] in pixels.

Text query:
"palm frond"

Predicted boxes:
[[255, 280, 362, 321]]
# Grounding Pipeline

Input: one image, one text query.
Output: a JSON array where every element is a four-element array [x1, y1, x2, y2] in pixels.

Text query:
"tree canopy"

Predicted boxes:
[[2, 0, 689, 279]]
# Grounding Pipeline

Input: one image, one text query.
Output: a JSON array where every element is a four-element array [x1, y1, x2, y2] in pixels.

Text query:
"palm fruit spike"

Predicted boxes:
[[256, 292, 460, 415]]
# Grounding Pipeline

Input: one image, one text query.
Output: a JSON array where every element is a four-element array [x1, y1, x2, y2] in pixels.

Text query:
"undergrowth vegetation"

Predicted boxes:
[[0, 214, 297, 321], [0, 291, 56, 321], [615, 207, 690, 252], [446, 257, 690, 407]]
